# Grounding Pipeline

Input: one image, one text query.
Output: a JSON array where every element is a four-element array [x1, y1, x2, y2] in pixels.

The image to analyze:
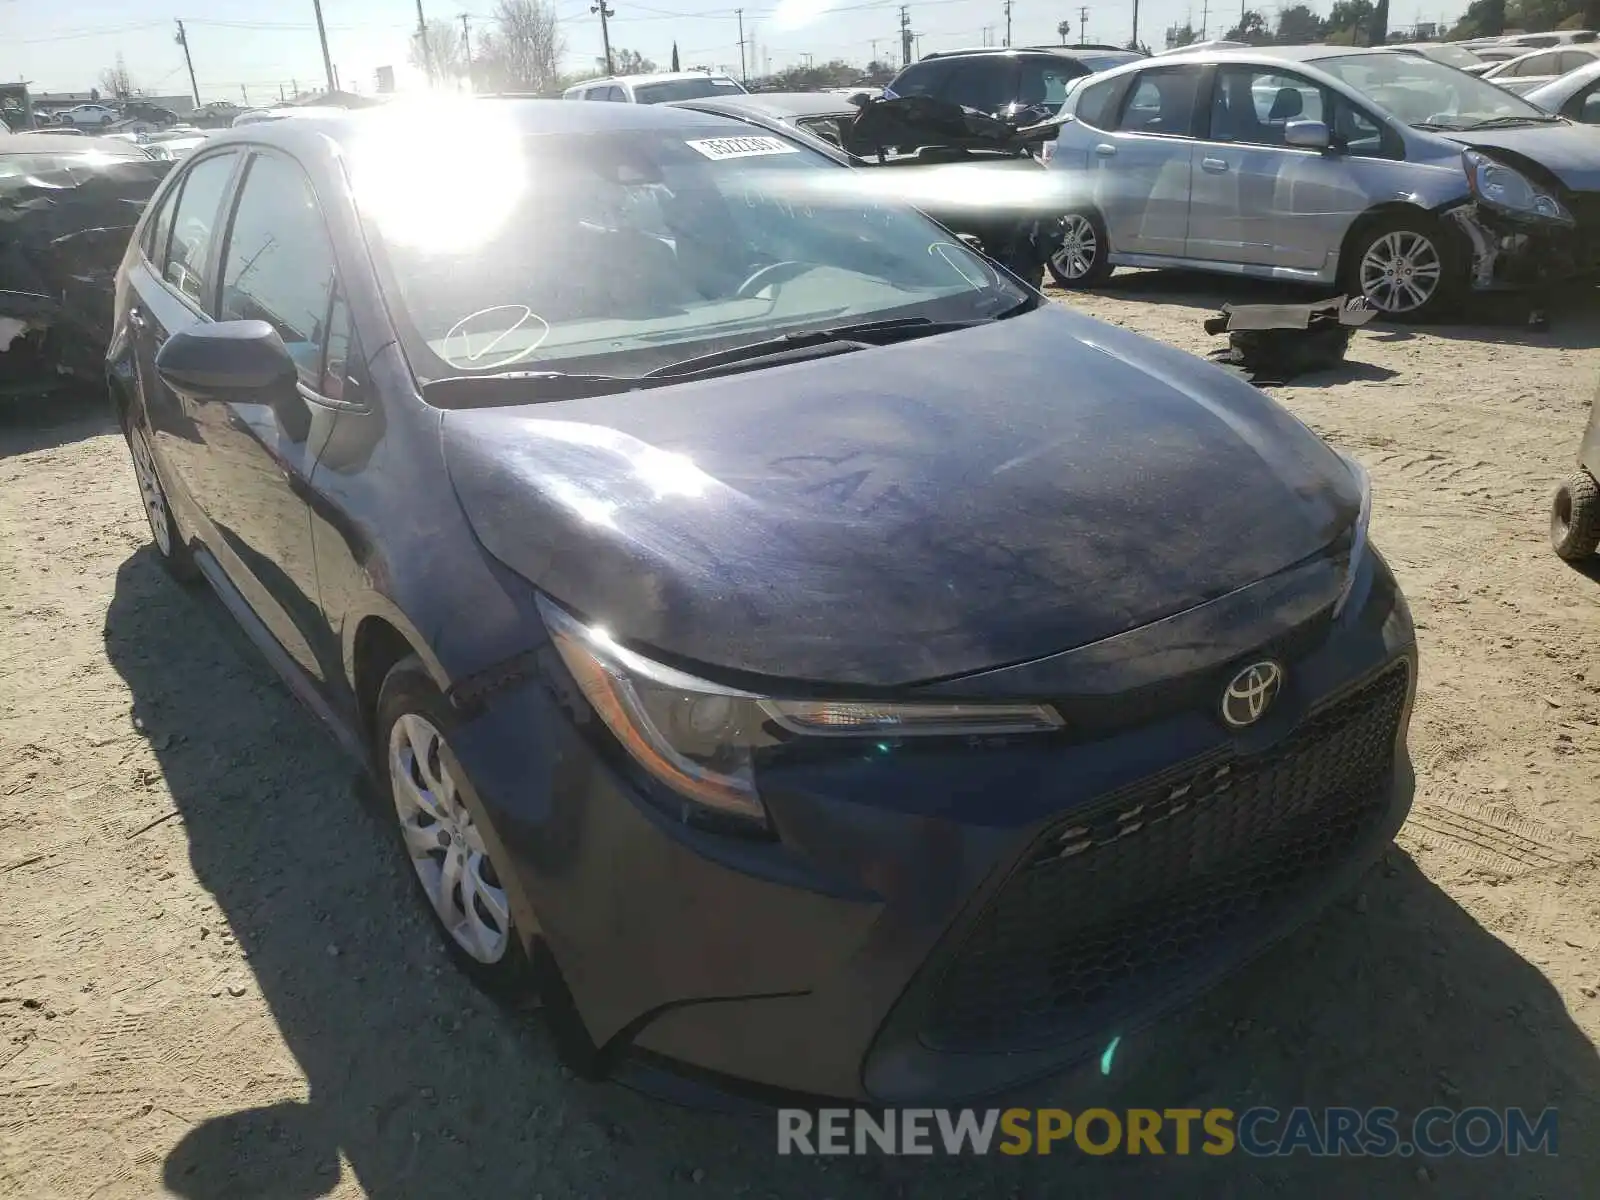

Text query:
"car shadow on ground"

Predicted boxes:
[[99, 549, 1599, 1199], [1071, 270, 1600, 352], [0, 386, 115, 458]]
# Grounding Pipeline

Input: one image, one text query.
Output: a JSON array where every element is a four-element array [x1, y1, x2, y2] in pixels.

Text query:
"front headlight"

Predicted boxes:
[[1462, 149, 1573, 224], [538, 596, 1062, 830], [1332, 452, 1372, 620]]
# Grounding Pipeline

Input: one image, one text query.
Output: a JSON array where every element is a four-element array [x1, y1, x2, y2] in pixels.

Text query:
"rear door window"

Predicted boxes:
[[1559, 50, 1596, 73], [1115, 67, 1203, 136], [142, 182, 179, 271], [164, 150, 240, 310]]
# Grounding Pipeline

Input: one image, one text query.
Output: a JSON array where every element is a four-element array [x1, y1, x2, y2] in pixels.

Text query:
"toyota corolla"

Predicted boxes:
[[108, 99, 1416, 1103]]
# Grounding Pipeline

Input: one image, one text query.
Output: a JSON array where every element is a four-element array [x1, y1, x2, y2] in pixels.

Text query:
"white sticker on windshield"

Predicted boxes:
[[684, 135, 800, 160]]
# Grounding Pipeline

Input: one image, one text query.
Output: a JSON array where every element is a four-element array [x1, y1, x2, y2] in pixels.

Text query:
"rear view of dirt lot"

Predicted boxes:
[[3, 277, 1600, 1198]]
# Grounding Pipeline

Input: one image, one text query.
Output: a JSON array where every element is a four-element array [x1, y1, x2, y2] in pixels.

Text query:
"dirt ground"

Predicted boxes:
[[3, 276, 1600, 1199]]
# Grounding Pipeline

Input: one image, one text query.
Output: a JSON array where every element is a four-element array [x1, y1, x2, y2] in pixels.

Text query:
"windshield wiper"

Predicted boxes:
[[423, 370, 645, 407], [641, 317, 985, 380], [1460, 114, 1564, 129], [1413, 120, 1468, 131]]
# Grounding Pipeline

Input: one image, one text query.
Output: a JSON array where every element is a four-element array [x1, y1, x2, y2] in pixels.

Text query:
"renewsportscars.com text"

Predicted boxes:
[[777, 1106, 1558, 1158]]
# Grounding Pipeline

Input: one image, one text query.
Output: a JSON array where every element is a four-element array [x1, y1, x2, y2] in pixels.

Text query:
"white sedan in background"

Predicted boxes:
[[58, 103, 121, 127], [1525, 56, 1600, 121], [1482, 46, 1600, 95]]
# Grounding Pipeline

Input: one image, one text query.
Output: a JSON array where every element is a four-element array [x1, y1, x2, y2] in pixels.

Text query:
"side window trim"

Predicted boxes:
[[141, 175, 180, 272]]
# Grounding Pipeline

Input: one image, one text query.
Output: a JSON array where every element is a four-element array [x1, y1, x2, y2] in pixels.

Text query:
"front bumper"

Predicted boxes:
[[1448, 200, 1591, 291], [446, 547, 1417, 1104]]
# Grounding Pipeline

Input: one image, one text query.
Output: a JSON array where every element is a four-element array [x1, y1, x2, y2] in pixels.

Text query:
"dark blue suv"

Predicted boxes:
[[108, 97, 1415, 1103]]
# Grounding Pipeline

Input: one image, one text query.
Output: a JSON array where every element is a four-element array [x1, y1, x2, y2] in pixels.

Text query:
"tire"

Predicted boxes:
[[1550, 471, 1600, 561], [1340, 212, 1464, 322], [374, 655, 538, 999], [121, 403, 198, 583], [1047, 209, 1113, 289]]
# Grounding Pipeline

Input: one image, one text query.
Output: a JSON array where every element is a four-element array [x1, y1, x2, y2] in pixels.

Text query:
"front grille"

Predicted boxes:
[[922, 662, 1410, 1054]]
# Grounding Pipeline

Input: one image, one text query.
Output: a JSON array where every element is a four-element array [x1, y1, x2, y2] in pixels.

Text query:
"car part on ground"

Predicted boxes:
[[0, 141, 169, 395], [1551, 393, 1600, 561], [1550, 472, 1600, 560], [1202, 295, 1377, 383]]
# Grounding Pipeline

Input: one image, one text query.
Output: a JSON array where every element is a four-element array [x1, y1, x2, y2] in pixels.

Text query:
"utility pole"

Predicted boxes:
[[174, 20, 200, 109], [737, 9, 747, 83], [1077, 5, 1088, 43], [899, 4, 913, 66], [1003, 0, 1012, 47], [415, 0, 435, 83], [871, 37, 883, 61], [460, 12, 474, 89], [1132, 0, 1139, 47], [593, 0, 615, 76], [1200, 0, 1208, 38], [311, 0, 336, 94]]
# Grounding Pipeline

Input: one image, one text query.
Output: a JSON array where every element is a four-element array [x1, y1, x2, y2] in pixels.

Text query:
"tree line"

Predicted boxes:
[[1167, 0, 1600, 51]]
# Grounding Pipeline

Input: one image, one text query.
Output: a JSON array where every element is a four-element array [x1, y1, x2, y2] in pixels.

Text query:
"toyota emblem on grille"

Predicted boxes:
[[1221, 660, 1284, 728]]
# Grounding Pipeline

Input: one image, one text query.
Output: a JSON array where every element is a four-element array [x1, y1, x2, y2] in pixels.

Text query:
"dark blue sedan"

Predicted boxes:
[[107, 98, 1417, 1103]]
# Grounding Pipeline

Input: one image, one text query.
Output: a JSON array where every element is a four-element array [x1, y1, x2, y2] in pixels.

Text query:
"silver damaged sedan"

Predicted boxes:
[[1045, 45, 1598, 318]]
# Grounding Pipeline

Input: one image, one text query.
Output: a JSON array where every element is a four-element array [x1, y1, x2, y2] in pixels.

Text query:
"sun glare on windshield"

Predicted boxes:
[[349, 104, 529, 253]]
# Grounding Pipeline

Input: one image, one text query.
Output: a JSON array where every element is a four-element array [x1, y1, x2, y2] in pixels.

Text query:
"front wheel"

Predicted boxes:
[[121, 405, 197, 582], [375, 656, 537, 998], [1342, 214, 1464, 321], [1047, 210, 1113, 289]]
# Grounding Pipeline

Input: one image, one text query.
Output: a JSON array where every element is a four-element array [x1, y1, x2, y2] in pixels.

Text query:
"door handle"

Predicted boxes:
[[1201, 157, 1230, 173], [1094, 143, 1117, 158]]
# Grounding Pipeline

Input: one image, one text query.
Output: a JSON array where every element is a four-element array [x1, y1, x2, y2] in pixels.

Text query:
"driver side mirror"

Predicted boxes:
[[1284, 118, 1332, 150], [156, 320, 310, 439]]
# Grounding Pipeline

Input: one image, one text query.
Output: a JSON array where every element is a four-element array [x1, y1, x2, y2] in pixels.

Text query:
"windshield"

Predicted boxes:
[[633, 77, 746, 103], [1317, 51, 1550, 128], [354, 125, 1028, 381]]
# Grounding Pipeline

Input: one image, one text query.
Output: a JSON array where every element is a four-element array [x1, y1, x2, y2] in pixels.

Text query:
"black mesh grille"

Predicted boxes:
[[922, 662, 1410, 1054]]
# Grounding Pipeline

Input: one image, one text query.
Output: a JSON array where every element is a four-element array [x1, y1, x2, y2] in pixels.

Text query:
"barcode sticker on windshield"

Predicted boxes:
[[684, 136, 800, 160]]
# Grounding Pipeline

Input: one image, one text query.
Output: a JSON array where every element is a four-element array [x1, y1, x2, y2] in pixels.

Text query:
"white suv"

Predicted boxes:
[[562, 72, 746, 104]]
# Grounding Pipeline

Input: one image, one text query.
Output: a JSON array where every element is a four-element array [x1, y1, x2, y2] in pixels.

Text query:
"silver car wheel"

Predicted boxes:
[[389, 713, 512, 965], [129, 425, 172, 556], [1358, 229, 1442, 314], [1052, 214, 1100, 281]]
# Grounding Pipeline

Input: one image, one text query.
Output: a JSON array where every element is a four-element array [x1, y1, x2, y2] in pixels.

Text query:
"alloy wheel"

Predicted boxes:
[[1357, 230, 1442, 315], [129, 426, 172, 556], [388, 713, 512, 964], [1051, 214, 1100, 281]]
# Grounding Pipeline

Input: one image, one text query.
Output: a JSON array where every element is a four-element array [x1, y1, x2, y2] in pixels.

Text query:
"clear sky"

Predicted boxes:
[[10, 0, 1470, 102]]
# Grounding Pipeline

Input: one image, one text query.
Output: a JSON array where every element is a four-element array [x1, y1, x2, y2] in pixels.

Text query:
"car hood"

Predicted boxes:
[[1440, 121, 1600, 190], [441, 305, 1360, 688]]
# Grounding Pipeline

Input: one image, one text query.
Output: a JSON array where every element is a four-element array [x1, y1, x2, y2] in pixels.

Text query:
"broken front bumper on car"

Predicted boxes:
[[1446, 199, 1587, 292]]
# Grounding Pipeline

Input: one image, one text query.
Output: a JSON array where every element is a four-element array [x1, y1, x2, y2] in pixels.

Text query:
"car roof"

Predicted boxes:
[[673, 92, 856, 120], [191, 96, 760, 156], [920, 45, 1139, 61]]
